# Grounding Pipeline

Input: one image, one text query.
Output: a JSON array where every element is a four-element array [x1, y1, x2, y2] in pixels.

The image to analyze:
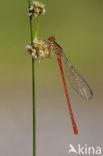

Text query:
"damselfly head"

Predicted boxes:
[[26, 39, 50, 59], [48, 36, 55, 42], [29, 1, 46, 17]]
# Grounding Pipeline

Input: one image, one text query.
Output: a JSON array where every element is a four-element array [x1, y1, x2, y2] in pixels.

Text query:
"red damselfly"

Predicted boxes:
[[48, 36, 93, 135], [26, 36, 93, 135]]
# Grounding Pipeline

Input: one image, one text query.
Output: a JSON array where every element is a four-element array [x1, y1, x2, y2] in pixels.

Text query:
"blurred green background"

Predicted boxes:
[[0, 0, 103, 156]]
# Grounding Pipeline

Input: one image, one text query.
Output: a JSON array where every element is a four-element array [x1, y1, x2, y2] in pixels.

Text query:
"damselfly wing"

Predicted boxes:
[[61, 53, 93, 101], [48, 36, 93, 101]]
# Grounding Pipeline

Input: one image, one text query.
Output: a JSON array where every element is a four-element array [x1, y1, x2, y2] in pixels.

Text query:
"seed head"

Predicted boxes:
[[26, 39, 51, 59], [29, 1, 46, 17]]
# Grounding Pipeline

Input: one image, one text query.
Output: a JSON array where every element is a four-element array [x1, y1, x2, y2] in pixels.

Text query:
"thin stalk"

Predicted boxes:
[[34, 15, 40, 41], [32, 14, 40, 156], [32, 57, 35, 156], [28, 1, 40, 156], [28, 0, 33, 43], [32, 16, 40, 156]]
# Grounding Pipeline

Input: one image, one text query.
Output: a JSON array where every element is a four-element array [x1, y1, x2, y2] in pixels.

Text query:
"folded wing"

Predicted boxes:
[[61, 53, 93, 101]]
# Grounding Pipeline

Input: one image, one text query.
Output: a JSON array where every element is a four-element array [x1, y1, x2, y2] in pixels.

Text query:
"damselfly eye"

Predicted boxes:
[[48, 36, 55, 42]]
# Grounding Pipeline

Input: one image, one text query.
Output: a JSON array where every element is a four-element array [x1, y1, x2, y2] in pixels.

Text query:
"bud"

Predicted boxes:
[[29, 1, 46, 17], [26, 39, 51, 59]]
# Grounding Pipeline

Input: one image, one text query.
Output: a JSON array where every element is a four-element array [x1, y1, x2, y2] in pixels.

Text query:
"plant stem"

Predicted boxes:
[[34, 15, 40, 41], [32, 13, 40, 156], [28, 1, 35, 156], [32, 57, 35, 156], [28, 1, 40, 156], [28, 0, 34, 43]]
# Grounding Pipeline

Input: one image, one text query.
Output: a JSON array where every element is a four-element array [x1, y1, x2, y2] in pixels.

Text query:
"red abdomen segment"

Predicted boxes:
[[57, 56, 78, 135]]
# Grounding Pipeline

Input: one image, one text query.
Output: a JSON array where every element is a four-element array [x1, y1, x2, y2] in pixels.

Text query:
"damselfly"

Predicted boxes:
[[26, 36, 93, 134], [48, 36, 93, 134]]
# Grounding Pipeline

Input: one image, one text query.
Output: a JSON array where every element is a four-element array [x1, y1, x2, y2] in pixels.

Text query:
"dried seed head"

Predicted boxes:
[[29, 1, 46, 17], [26, 39, 51, 59]]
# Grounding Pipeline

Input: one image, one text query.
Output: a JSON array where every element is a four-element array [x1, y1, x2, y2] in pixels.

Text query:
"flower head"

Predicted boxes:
[[26, 39, 51, 59], [29, 1, 46, 17]]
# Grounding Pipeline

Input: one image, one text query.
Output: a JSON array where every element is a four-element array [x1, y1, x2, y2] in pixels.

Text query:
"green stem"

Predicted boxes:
[[34, 15, 40, 41], [32, 13, 40, 156], [32, 15, 40, 156], [28, 1, 40, 156], [28, 0, 33, 43], [32, 57, 35, 156]]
